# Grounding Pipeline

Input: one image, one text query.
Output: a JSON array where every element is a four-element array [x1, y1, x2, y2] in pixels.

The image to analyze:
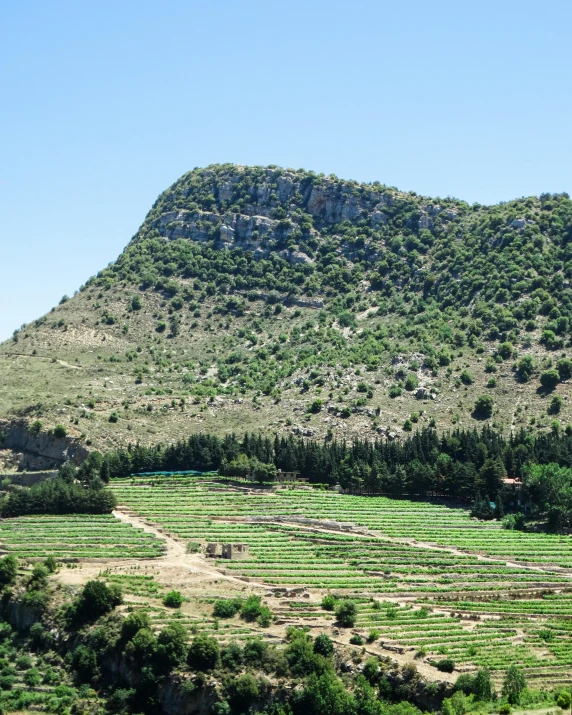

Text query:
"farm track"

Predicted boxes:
[[112, 507, 269, 589], [247, 517, 572, 578]]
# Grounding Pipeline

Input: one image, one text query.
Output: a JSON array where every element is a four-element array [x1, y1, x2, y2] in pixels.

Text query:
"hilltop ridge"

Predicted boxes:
[[1, 164, 572, 465]]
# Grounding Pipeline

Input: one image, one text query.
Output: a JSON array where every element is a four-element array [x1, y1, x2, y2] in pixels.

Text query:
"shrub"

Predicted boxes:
[[188, 634, 220, 671], [556, 691, 571, 709], [221, 642, 243, 670], [516, 355, 535, 382], [474, 394, 493, 418], [540, 369, 560, 389], [256, 605, 272, 627], [308, 399, 323, 414], [557, 358, 572, 381], [213, 598, 242, 619], [72, 580, 123, 624], [436, 658, 455, 673], [549, 396, 562, 414], [53, 425, 67, 438], [349, 634, 364, 645], [0, 555, 18, 586], [498, 342, 513, 360], [335, 600, 357, 627], [163, 590, 183, 608], [367, 629, 380, 643], [321, 594, 337, 611], [121, 611, 151, 641], [23, 667, 41, 687], [240, 595, 266, 621], [313, 634, 334, 657], [404, 373, 418, 391], [498, 704, 511, 715], [460, 370, 473, 385], [226, 673, 259, 711], [15, 655, 33, 670]]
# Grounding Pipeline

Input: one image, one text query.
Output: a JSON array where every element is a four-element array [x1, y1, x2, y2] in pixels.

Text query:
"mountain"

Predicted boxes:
[[1, 164, 572, 464]]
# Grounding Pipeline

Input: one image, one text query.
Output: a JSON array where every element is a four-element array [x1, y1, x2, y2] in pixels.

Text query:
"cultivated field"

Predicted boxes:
[[104, 474, 572, 690], [3, 474, 572, 692]]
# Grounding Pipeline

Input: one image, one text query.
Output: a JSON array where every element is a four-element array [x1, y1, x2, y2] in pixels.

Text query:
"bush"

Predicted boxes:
[[308, 399, 323, 413], [226, 673, 259, 711], [15, 655, 33, 670], [121, 610, 151, 641], [549, 396, 563, 414], [335, 600, 357, 627], [213, 598, 242, 619], [556, 691, 571, 709], [460, 370, 473, 385], [436, 658, 455, 673], [240, 595, 266, 622], [188, 634, 219, 671], [0, 555, 18, 586], [71, 580, 123, 624], [349, 634, 364, 645], [163, 590, 183, 608], [367, 629, 380, 643], [498, 704, 511, 715], [156, 622, 188, 671], [516, 355, 535, 382], [557, 358, 572, 381], [313, 634, 334, 657], [404, 374, 418, 391], [53, 425, 67, 438], [474, 394, 494, 418], [540, 369, 560, 389], [221, 642, 243, 670], [321, 594, 337, 611]]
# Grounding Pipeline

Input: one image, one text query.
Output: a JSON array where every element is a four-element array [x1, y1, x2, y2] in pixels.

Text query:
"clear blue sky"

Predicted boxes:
[[1, 0, 571, 341]]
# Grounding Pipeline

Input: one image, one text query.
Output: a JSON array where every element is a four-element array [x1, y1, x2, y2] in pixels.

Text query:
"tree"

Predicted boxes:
[[163, 590, 183, 608], [557, 358, 572, 381], [516, 355, 535, 382], [155, 622, 188, 671], [472, 667, 494, 700], [540, 369, 560, 389], [474, 394, 493, 418], [313, 634, 334, 658], [188, 634, 219, 671], [502, 665, 526, 704], [121, 611, 151, 642], [73, 580, 122, 623], [53, 425, 67, 438], [0, 555, 18, 586], [335, 600, 357, 627]]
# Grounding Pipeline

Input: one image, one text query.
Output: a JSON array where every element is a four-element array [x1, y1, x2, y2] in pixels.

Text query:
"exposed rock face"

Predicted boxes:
[[0, 420, 89, 469], [141, 166, 457, 267]]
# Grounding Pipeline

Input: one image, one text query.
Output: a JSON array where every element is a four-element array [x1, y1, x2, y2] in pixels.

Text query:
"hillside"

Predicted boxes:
[[2, 164, 572, 462]]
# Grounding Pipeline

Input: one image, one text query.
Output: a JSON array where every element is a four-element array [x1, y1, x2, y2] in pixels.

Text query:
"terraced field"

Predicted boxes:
[[109, 473, 572, 689], [0, 514, 165, 560]]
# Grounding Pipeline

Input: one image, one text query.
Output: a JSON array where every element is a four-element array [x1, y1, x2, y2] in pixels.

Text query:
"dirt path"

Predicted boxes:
[[112, 507, 267, 588], [264, 518, 569, 577]]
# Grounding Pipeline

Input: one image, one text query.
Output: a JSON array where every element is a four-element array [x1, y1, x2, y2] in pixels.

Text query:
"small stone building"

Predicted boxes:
[[205, 542, 223, 557], [205, 542, 250, 559]]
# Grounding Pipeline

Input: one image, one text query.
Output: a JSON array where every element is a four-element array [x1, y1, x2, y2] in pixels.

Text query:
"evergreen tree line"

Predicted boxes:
[[1, 452, 116, 518], [103, 426, 572, 504]]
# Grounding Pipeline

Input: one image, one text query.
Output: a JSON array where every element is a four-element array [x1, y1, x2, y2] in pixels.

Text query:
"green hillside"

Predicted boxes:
[[2, 164, 572, 455]]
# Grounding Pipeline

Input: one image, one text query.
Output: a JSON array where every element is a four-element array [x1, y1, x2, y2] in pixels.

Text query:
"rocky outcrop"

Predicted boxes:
[[0, 420, 89, 470]]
